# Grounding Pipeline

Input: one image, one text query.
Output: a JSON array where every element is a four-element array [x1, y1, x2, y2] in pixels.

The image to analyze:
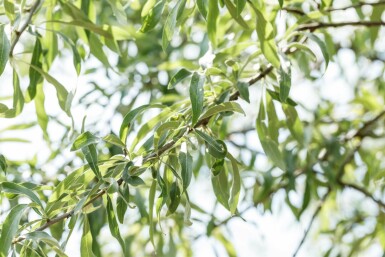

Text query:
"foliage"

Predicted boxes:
[[0, 0, 385, 256]]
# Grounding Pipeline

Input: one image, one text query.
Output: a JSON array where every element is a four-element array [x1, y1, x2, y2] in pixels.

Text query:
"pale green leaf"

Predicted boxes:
[[0, 25, 10, 76], [106, 195, 126, 254], [179, 151, 193, 191], [200, 102, 245, 120], [189, 72, 205, 125], [71, 132, 100, 151], [81, 216, 96, 257], [1, 182, 44, 210]]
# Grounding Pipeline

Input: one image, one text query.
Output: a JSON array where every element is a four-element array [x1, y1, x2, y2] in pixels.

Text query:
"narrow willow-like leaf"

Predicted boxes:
[[29, 64, 70, 116], [207, 0, 219, 47], [211, 160, 230, 210], [0, 154, 7, 173], [227, 153, 241, 214], [140, 0, 165, 32], [236, 0, 246, 17], [223, 0, 249, 28], [82, 144, 102, 179], [179, 151, 193, 191], [195, 130, 227, 159], [255, 9, 280, 68], [81, 216, 96, 257], [28, 39, 43, 100], [197, 0, 208, 19], [278, 0, 283, 7], [184, 193, 193, 226], [3, 0, 15, 23], [162, 0, 184, 51], [117, 185, 129, 224], [283, 105, 304, 145], [149, 179, 156, 248], [119, 104, 164, 143], [189, 72, 205, 125], [0, 204, 28, 257], [267, 89, 297, 106], [200, 102, 245, 120], [154, 121, 180, 150], [1, 70, 25, 118], [236, 82, 250, 103], [106, 195, 126, 255], [0, 25, 10, 76], [71, 132, 100, 151], [24, 231, 67, 257], [102, 134, 126, 148], [168, 68, 192, 89], [279, 66, 291, 103], [167, 182, 181, 215], [1, 182, 44, 210], [305, 33, 329, 69]]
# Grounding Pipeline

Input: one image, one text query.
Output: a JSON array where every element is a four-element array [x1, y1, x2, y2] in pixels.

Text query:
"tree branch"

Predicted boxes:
[[325, 0, 385, 12], [9, 0, 41, 57], [338, 181, 385, 210], [298, 21, 385, 31]]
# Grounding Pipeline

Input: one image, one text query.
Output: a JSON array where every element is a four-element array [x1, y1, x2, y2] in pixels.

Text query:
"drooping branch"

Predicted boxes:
[[325, 0, 385, 12], [9, 0, 41, 57]]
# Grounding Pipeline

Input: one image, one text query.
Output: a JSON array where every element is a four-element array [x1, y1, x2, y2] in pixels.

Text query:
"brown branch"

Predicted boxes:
[[298, 21, 385, 31], [338, 181, 385, 210], [9, 0, 41, 57]]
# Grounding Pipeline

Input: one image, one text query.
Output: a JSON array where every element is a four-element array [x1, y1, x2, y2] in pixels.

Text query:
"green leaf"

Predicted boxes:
[[197, 0, 208, 19], [162, 0, 184, 51], [189, 72, 205, 125], [207, 0, 219, 47], [24, 231, 67, 257], [279, 66, 291, 103], [287, 42, 317, 61], [236, 82, 250, 103], [168, 68, 192, 89], [106, 195, 126, 254], [211, 159, 230, 210], [81, 215, 96, 257], [116, 185, 129, 223], [153, 121, 180, 150], [0, 154, 7, 173], [34, 84, 47, 138], [255, 9, 280, 68], [0, 25, 10, 76], [305, 33, 329, 70], [195, 130, 227, 159], [167, 182, 181, 214], [227, 153, 241, 214], [267, 89, 297, 106], [1, 182, 44, 210], [1, 70, 25, 118], [236, 0, 246, 17], [223, 0, 249, 28], [0, 204, 28, 257], [71, 132, 100, 151], [179, 151, 193, 192], [149, 179, 156, 248], [119, 104, 164, 143], [184, 194, 193, 226], [124, 176, 145, 187], [278, 0, 283, 8], [140, 0, 165, 33], [29, 64, 70, 116], [27, 39, 43, 100], [82, 144, 102, 179], [200, 102, 245, 120], [3, 0, 15, 23], [102, 134, 126, 148]]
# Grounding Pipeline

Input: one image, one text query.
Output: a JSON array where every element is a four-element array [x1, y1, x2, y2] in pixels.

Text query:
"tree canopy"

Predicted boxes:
[[1, 0, 385, 256]]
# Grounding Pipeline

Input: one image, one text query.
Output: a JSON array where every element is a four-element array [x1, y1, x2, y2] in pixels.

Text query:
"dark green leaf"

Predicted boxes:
[[200, 102, 245, 120], [1, 182, 44, 210], [27, 39, 43, 100], [124, 176, 145, 187], [154, 121, 180, 150], [197, 0, 208, 19], [179, 151, 193, 191], [0, 204, 28, 257], [0, 154, 7, 173], [0, 25, 10, 76], [306, 33, 329, 69], [106, 195, 126, 254], [71, 132, 100, 151], [162, 0, 184, 50], [82, 144, 102, 179], [189, 72, 205, 125], [236, 0, 246, 17], [211, 163, 230, 210], [195, 130, 227, 159], [236, 82, 250, 103], [227, 153, 240, 214], [140, 0, 166, 32], [167, 182, 181, 215], [223, 0, 249, 28], [168, 68, 192, 89], [279, 66, 291, 103]]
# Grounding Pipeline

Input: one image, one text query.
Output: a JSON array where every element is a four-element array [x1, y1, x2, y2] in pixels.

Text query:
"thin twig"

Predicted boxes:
[[338, 181, 385, 210], [292, 188, 331, 257], [9, 0, 41, 56], [326, 0, 385, 12], [298, 21, 385, 31]]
